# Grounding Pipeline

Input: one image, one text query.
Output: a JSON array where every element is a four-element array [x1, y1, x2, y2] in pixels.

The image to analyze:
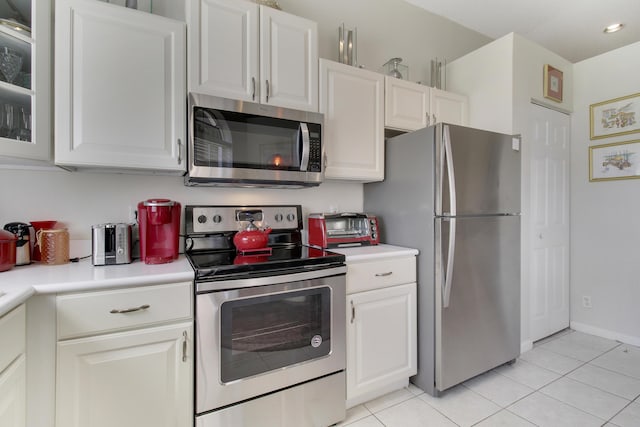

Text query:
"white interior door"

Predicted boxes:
[[529, 103, 570, 341]]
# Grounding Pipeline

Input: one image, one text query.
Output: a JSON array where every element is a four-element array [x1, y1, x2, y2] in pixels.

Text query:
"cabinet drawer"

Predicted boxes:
[[57, 282, 192, 339], [346, 256, 416, 294], [0, 304, 25, 372]]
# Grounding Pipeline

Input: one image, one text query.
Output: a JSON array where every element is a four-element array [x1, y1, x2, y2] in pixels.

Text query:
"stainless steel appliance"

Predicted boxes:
[[186, 94, 324, 188], [91, 223, 133, 266], [185, 205, 346, 427], [3, 222, 31, 265], [364, 123, 521, 396], [307, 212, 380, 248]]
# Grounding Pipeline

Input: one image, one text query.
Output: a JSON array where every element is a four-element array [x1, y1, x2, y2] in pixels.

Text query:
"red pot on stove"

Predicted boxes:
[[233, 220, 272, 251], [0, 229, 17, 272]]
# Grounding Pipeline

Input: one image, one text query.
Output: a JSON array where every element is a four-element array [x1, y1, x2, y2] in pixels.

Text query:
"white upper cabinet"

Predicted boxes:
[[54, 0, 186, 173], [0, 0, 51, 165], [385, 76, 429, 131], [188, 0, 318, 112], [385, 77, 468, 132], [320, 59, 384, 182], [429, 87, 468, 127]]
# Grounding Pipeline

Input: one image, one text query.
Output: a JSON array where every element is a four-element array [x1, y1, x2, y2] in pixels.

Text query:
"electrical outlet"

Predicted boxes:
[[582, 296, 592, 308]]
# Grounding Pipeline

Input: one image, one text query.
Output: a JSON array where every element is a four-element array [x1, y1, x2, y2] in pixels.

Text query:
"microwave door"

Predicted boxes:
[[298, 123, 310, 171]]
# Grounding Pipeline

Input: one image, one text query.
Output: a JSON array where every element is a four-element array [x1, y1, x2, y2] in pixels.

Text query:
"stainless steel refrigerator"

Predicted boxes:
[[364, 123, 521, 396]]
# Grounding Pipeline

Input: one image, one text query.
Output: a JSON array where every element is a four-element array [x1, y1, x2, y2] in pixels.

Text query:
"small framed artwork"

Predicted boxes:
[[543, 64, 563, 103], [589, 139, 640, 182], [589, 92, 640, 140]]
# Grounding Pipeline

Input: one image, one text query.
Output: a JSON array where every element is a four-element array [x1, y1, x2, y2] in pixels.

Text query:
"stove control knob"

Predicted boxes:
[[274, 213, 284, 222], [286, 213, 296, 222], [197, 215, 207, 224], [212, 215, 222, 223]]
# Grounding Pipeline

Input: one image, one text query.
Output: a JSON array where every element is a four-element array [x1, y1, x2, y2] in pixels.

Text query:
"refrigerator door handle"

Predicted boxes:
[[443, 124, 457, 216], [443, 217, 456, 308]]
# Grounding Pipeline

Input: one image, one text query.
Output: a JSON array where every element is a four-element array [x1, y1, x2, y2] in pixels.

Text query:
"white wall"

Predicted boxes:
[[277, 0, 491, 84], [570, 41, 640, 346]]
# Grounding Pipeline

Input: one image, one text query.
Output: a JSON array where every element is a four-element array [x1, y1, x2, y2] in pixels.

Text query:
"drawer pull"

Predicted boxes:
[[109, 304, 150, 314], [375, 272, 393, 277]]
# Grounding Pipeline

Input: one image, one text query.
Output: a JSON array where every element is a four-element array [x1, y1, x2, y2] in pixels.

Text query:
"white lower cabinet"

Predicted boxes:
[[0, 305, 26, 427], [345, 255, 417, 408], [55, 283, 193, 427]]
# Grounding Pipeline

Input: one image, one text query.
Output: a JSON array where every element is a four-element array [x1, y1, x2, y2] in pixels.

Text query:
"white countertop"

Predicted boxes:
[[329, 244, 418, 262], [0, 257, 194, 317]]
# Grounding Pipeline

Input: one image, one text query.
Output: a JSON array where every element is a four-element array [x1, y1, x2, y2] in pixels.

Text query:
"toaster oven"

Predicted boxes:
[[308, 213, 380, 248]]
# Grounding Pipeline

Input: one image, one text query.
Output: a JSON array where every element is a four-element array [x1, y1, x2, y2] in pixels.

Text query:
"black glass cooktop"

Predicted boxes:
[[188, 245, 345, 281]]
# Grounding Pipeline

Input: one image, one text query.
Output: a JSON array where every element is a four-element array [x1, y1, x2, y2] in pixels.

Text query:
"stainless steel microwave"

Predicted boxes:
[[185, 93, 324, 188]]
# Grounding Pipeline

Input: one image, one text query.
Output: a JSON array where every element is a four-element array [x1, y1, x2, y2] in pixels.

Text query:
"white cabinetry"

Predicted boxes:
[[320, 59, 384, 181], [54, 0, 186, 173], [55, 282, 193, 427], [0, 0, 51, 165], [187, 0, 318, 112], [0, 304, 26, 427], [344, 253, 417, 408], [385, 76, 468, 132]]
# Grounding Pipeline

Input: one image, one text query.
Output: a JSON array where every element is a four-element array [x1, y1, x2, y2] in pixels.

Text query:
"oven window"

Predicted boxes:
[[194, 107, 306, 171], [219, 286, 331, 383]]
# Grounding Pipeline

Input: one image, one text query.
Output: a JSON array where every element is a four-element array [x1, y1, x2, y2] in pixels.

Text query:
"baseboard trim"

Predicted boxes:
[[570, 321, 640, 347], [520, 340, 533, 354]]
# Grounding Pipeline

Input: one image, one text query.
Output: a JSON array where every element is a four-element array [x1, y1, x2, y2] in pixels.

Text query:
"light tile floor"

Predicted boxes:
[[338, 330, 640, 427]]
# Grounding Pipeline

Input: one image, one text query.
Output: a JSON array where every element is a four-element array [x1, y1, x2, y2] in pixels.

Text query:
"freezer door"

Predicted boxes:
[[436, 124, 521, 216], [435, 215, 520, 392]]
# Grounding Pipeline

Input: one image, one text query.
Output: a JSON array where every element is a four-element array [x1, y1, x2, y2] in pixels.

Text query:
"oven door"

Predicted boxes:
[[195, 267, 346, 413]]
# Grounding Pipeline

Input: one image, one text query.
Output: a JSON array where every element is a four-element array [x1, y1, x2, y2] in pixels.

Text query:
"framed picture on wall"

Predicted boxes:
[[543, 64, 563, 103], [589, 93, 640, 140], [589, 139, 640, 182]]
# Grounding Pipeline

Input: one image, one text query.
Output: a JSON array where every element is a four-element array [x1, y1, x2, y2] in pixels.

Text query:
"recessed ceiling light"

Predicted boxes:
[[604, 23, 624, 33]]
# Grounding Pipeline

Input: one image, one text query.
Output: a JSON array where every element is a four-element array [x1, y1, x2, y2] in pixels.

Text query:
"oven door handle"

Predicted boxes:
[[299, 123, 310, 171]]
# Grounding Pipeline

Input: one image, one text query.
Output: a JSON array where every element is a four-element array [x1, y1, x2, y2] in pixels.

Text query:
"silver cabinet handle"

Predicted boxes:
[[426, 112, 431, 126], [265, 80, 270, 102], [182, 331, 188, 362], [433, 113, 437, 124], [177, 138, 183, 164], [375, 271, 393, 277], [350, 300, 355, 324], [251, 77, 256, 101], [110, 304, 150, 314]]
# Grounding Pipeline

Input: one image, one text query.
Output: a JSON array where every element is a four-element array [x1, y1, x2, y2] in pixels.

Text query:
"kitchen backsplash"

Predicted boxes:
[[0, 168, 363, 242]]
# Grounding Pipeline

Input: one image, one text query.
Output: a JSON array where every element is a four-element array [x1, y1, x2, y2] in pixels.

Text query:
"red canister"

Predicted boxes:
[[0, 229, 17, 272]]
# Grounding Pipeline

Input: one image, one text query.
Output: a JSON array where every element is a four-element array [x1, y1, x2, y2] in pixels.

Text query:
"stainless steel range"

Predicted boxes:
[[185, 205, 346, 427]]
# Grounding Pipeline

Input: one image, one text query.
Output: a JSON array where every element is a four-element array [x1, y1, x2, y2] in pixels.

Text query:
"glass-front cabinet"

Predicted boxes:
[[0, 0, 51, 164]]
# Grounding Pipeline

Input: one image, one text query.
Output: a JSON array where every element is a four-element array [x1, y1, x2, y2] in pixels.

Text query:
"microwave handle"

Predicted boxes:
[[299, 123, 310, 171]]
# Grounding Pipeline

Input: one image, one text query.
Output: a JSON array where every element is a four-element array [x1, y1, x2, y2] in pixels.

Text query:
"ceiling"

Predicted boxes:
[[403, 0, 640, 63]]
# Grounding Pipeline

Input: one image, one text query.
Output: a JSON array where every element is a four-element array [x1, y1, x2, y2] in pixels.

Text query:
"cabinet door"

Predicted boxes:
[[0, 355, 26, 427], [56, 322, 192, 427], [320, 59, 384, 181], [430, 87, 468, 126], [347, 283, 417, 405], [384, 76, 429, 131], [55, 0, 186, 172], [0, 0, 51, 164], [188, 0, 259, 101], [260, 6, 318, 111]]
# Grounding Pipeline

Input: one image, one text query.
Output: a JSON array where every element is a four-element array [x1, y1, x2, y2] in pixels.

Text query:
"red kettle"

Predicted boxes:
[[233, 220, 272, 251]]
